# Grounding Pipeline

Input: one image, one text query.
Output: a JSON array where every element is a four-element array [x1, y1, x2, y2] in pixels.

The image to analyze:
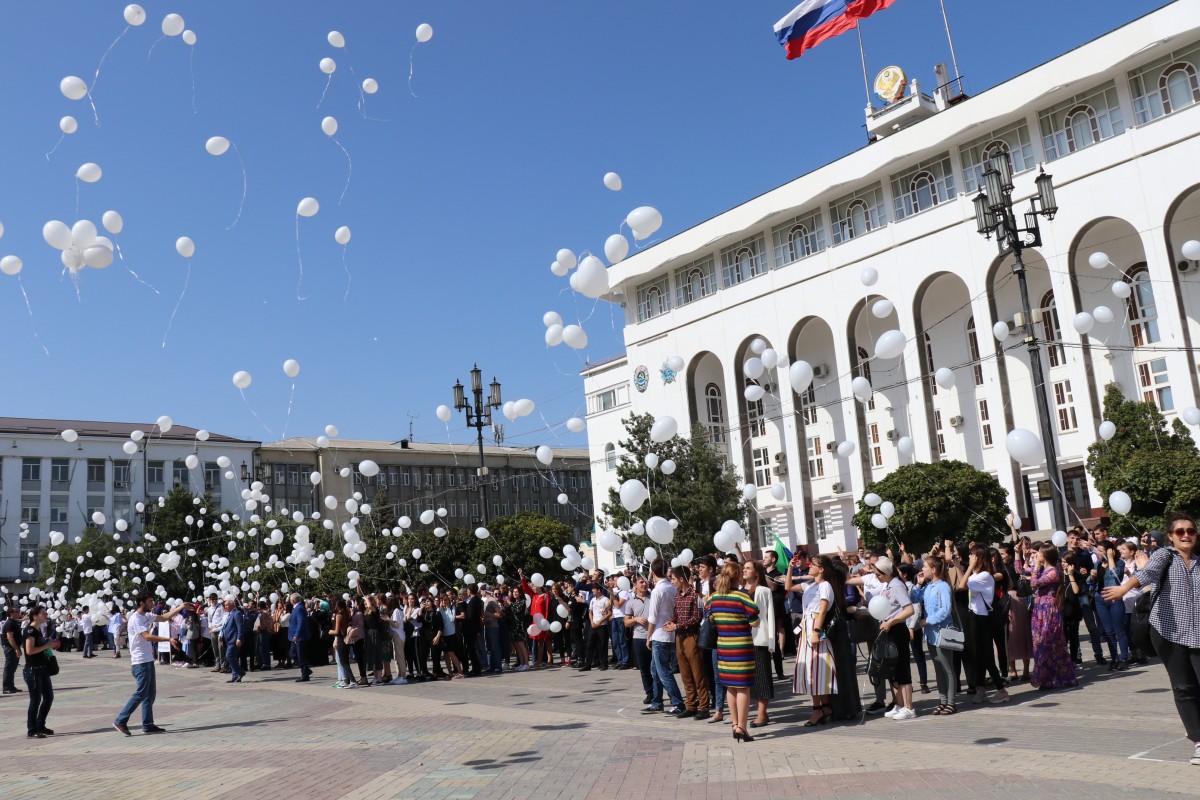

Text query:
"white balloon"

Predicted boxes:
[[0, 256, 23, 276], [860, 266, 879, 287], [1088, 252, 1110, 270], [619, 479, 649, 513], [176, 237, 195, 258], [556, 249, 577, 270], [475, 527, 490, 539], [544, 324, 564, 347], [880, 501, 896, 518], [647, 516, 673, 545], [297, 197, 319, 217], [362, 78, 379, 94], [232, 370, 252, 390], [934, 367, 956, 390], [60, 76, 88, 101], [992, 321, 1010, 341], [43, 220, 71, 250], [650, 416, 678, 442], [744, 384, 765, 402], [1072, 312, 1095, 335], [92, 511, 106, 526], [280, 359, 301, 379], [867, 595, 890, 620], [205, 136, 230, 156], [851, 376, 872, 402], [871, 513, 888, 530], [1111, 281, 1132, 300], [603, 172, 622, 191], [321, 116, 338, 137], [597, 530, 622, 553], [60, 429, 78, 443], [789, 361, 814, 394], [76, 163, 102, 183], [604, 233, 630, 265], [864, 492, 882, 507], [162, 13, 184, 36], [358, 460, 380, 478], [415, 23, 433, 43], [837, 440, 856, 458], [319, 57, 336, 75], [626, 206, 663, 240], [182, 30, 196, 46], [59, 116, 78, 134], [102, 210, 124, 234], [743, 357, 765, 380], [550, 260, 569, 277], [574, 255, 609, 298], [871, 298, 894, 318], [1182, 240, 1200, 261], [1182, 406, 1200, 426], [1093, 305, 1114, 325], [761, 348, 779, 370], [566, 417, 585, 433], [1005, 428, 1043, 465], [435, 405, 452, 423], [1051, 531, 1069, 548], [666, 355, 685, 372], [741, 483, 757, 501], [769, 483, 786, 501], [562, 324, 588, 350], [542, 311, 563, 327], [124, 5, 146, 26], [530, 572, 545, 588], [185, 454, 198, 470], [874, 329, 907, 360], [1108, 490, 1132, 516], [420, 510, 435, 525], [156, 416, 173, 433], [660, 459, 676, 476], [1098, 420, 1117, 441], [327, 30, 345, 48], [536, 446, 554, 466], [750, 338, 767, 355], [123, 441, 137, 455], [644, 453, 659, 469]]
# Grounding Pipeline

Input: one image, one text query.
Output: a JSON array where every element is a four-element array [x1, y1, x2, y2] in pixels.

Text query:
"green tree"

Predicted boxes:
[[601, 413, 748, 559], [850, 460, 1010, 553], [1085, 385, 1200, 532]]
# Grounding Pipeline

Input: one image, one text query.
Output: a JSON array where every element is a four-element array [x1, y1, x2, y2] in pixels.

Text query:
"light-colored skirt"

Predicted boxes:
[[793, 612, 837, 696]]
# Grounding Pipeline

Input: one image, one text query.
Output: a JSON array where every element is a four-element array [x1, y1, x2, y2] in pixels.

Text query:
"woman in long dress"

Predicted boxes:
[[789, 555, 838, 726], [1029, 545, 1077, 690], [1002, 543, 1033, 681], [709, 561, 759, 742]]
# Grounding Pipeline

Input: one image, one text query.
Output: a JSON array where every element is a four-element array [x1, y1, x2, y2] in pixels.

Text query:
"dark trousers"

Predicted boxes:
[[293, 640, 310, 677], [909, 630, 929, 686], [588, 624, 609, 668], [571, 620, 585, 662], [226, 643, 242, 679], [461, 629, 482, 675], [416, 638, 433, 675], [23, 665, 52, 733], [1151, 628, 1200, 741], [259, 633, 272, 669], [485, 627, 503, 672], [632, 636, 654, 698], [1068, 596, 1104, 660], [3, 647, 18, 691], [969, 612, 1005, 692]]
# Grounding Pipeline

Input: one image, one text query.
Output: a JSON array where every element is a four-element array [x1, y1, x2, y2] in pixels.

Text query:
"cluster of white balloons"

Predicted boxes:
[[862, 492, 897, 529], [502, 397, 537, 421], [713, 519, 745, 552], [543, 310, 587, 349], [43, 219, 115, 272]]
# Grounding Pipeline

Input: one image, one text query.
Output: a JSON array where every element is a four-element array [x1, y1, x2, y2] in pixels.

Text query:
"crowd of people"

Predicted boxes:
[[3, 513, 1197, 766]]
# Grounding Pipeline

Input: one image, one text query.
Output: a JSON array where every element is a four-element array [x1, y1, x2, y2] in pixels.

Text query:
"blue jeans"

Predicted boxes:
[[485, 627, 503, 672], [83, 631, 93, 657], [334, 642, 349, 683], [649, 640, 683, 710], [23, 665, 53, 734], [710, 648, 727, 712], [611, 619, 628, 665], [115, 662, 156, 730], [226, 643, 242, 679], [1095, 596, 1129, 661]]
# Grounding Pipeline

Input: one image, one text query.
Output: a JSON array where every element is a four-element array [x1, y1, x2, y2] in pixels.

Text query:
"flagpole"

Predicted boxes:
[[855, 21, 872, 110], [938, 0, 962, 87]]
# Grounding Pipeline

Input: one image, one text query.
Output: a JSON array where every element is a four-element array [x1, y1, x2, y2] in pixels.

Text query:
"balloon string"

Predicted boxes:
[[343, 46, 370, 119], [226, 142, 247, 230], [238, 388, 277, 441], [280, 382, 297, 441], [16, 275, 50, 357], [113, 240, 160, 294], [408, 44, 418, 97], [295, 215, 308, 301], [75, 178, 80, 220], [44, 134, 65, 162], [161, 260, 191, 348], [340, 243, 352, 302], [189, 45, 198, 115], [91, 24, 131, 124], [147, 35, 165, 61], [333, 139, 352, 205], [317, 74, 332, 109]]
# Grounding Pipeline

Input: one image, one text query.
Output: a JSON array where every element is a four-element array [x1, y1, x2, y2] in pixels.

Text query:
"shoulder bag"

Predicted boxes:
[[866, 629, 899, 686], [1130, 552, 1172, 658], [45, 648, 60, 677], [934, 589, 965, 653], [698, 604, 716, 649]]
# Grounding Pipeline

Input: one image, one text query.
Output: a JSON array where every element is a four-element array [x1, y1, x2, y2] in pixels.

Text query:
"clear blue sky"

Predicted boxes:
[[0, 0, 1170, 450]]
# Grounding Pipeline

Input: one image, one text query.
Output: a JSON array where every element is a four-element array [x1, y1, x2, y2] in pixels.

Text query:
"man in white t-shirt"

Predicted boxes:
[[585, 585, 611, 671], [80, 607, 95, 658], [114, 595, 184, 735]]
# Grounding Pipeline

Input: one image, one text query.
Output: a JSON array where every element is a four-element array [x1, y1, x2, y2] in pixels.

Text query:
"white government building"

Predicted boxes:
[[583, 1, 1200, 566]]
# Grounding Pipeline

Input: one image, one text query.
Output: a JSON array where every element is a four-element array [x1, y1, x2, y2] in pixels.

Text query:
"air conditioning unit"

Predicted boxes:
[[771, 465, 787, 477], [949, 415, 965, 428], [812, 364, 830, 379], [774, 452, 786, 464], [1178, 260, 1195, 274], [825, 441, 837, 452], [885, 430, 899, 442], [113, 481, 128, 489], [831, 482, 845, 493]]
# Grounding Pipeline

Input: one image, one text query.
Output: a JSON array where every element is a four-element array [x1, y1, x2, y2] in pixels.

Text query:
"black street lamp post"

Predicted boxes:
[[973, 152, 1067, 532], [453, 365, 502, 525]]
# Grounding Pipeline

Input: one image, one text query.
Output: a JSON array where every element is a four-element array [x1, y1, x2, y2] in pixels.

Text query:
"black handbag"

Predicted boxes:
[[45, 650, 60, 677], [1130, 560, 1169, 658], [698, 607, 716, 649], [866, 630, 899, 686]]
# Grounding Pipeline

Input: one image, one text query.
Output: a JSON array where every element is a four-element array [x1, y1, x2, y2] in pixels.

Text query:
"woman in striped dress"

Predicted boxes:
[[789, 555, 838, 725], [710, 561, 760, 742]]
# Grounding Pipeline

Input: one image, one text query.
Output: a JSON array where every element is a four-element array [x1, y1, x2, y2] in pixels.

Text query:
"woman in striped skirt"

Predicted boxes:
[[789, 554, 838, 726], [710, 561, 760, 742]]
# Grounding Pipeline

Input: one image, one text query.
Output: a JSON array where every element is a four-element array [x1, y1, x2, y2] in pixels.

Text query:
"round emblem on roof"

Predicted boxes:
[[874, 66, 907, 104]]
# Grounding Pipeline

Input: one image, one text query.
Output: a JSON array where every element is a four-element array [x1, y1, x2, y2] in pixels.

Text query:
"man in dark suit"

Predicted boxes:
[[221, 599, 244, 683], [289, 593, 311, 682], [461, 586, 484, 677]]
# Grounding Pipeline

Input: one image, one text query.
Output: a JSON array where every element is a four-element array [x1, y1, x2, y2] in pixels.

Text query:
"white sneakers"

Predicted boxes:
[[390, 677, 408, 685], [892, 707, 917, 721]]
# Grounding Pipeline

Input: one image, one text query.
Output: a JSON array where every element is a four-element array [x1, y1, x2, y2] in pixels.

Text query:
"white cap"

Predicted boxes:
[[875, 556, 895, 576]]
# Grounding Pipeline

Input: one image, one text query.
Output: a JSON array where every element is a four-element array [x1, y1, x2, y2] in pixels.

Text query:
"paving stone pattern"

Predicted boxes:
[[1, 653, 1195, 799]]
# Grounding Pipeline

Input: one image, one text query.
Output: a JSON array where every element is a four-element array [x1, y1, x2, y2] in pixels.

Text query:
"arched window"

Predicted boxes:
[[1064, 105, 1099, 152], [788, 223, 811, 261], [909, 171, 937, 213], [705, 383, 725, 443], [982, 140, 1010, 162], [1128, 267, 1160, 347], [1160, 63, 1200, 114], [846, 199, 870, 239], [966, 316, 983, 385], [645, 286, 664, 317], [604, 443, 616, 471], [1040, 291, 1065, 368], [687, 268, 705, 302]]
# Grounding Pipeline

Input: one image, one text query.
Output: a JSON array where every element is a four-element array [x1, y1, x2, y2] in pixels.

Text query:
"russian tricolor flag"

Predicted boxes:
[[774, 0, 898, 60]]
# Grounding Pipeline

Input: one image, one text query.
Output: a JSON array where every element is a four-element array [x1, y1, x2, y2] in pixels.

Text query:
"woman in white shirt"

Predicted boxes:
[[958, 547, 1009, 705], [385, 595, 408, 685], [741, 560, 776, 728], [788, 554, 838, 725]]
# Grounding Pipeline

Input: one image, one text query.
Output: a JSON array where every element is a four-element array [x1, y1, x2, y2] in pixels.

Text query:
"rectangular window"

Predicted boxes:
[[830, 183, 886, 245], [21, 504, 39, 524], [20, 548, 38, 569], [771, 209, 826, 268], [1128, 43, 1200, 124], [800, 385, 818, 426], [148, 462, 164, 486], [1039, 82, 1125, 161], [173, 461, 188, 486], [288, 466, 302, 486], [979, 399, 993, 447], [960, 122, 1036, 193], [934, 410, 946, 455], [50, 506, 69, 525], [673, 257, 717, 307], [402, 470, 411, 486], [1137, 358, 1174, 412], [435, 472, 443, 487], [50, 458, 70, 485], [594, 389, 617, 413], [870, 424, 883, 467], [720, 235, 770, 288], [813, 510, 829, 540], [635, 274, 672, 322], [412, 470, 421, 488], [21, 458, 41, 482], [745, 391, 766, 438], [752, 447, 771, 487], [806, 437, 824, 478], [87, 497, 104, 524], [273, 465, 286, 485], [87, 459, 106, 484], [204, 463, 221, 491], [1053, 380, 1078, 432], [113, 460, 131, 486], [890, 153, 956, 220]]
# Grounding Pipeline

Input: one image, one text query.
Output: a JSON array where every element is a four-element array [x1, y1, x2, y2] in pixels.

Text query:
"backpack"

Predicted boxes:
[[866, 630, 899, 686]]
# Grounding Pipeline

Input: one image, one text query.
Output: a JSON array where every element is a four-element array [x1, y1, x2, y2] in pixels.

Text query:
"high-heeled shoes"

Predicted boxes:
[[732, 725, 755, 743], [804, 703, 833, 727]]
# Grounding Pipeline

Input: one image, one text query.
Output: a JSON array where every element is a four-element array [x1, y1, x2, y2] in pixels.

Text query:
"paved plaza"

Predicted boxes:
[[2, 653, 1195, 799]]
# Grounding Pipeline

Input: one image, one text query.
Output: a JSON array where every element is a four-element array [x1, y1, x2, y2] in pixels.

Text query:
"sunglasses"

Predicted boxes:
[[1171, 527, 1197, 536]]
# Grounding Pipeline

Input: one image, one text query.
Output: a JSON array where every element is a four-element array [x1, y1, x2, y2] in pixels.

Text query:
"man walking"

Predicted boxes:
[[289, 593, 311, 682], [114, 595, 183, 735], [221, 599, 245, 683], [206, 595, 227, 673], [81, 606, 94, 658], [643, 558, 685, 715]]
